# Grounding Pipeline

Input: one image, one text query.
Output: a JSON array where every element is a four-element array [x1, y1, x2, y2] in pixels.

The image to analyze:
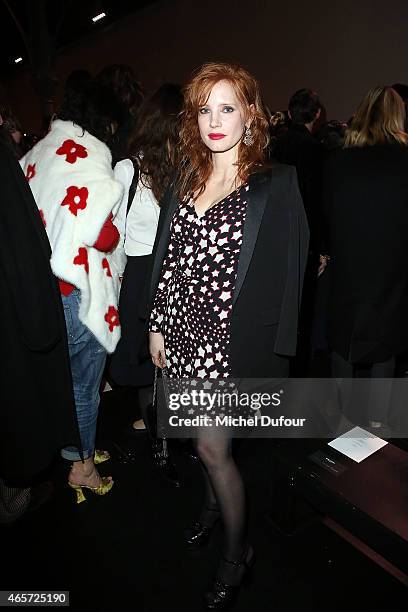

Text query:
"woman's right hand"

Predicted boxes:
[[318, 254, 330, 277], [149, 331, 166, 368]]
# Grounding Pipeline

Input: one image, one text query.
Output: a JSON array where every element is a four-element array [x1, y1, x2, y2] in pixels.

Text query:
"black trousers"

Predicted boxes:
[[109, 255, 154, 388]]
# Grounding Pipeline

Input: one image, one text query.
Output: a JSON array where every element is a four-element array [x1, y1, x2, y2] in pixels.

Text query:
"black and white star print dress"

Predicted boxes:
[[149, 185, 248, 379]]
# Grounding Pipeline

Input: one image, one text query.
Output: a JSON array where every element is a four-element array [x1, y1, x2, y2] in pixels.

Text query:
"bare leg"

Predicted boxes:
[[68, 457, 113, 488]]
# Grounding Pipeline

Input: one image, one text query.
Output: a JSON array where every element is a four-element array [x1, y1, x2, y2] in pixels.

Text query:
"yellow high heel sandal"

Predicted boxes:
[[68, 477, 114, 504], [94, 449, 110, 465]]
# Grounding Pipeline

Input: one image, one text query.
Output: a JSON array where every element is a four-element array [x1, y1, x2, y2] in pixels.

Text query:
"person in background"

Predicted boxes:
[[148, 62, 308, 609], [45, 70, 93, 132], [308, 119, 347, 367], [273, 88, 326, 374], [315, 119, 347, 151], [393, 83, 408, 378], [0, 117, 80, 522], [392, 83, 408, 128], [323, 86, 408, 433], [273, 88, 323, 244], [268, 109, 290, 157], [110, 83, 183, 486], [0, 105, 24, 158], [60, 69, 92, 109], [20, 81, 125, 503], [97, 64, 144, 164]]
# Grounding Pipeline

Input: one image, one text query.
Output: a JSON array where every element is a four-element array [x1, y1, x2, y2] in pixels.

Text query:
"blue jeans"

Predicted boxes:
[[61, 290, 106, 461]]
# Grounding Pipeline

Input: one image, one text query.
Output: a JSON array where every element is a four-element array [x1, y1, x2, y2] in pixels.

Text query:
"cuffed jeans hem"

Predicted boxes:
[[62, 289, 107, 464], [61, 447, 93, 462]]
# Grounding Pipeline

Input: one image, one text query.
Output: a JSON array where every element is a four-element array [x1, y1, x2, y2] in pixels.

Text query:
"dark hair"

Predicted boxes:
[[129, 83, 183, 202], [56, 69, 92, 129], [97, 64, 144, 114], [315, 120, 347, 151], [0, 105, 23, 157], [63, 69, 92, 103], [57, 79, 123, 143], [288, 88, 321, 124], [97, 65, 144, 162], [0, 125, 18, 156], [0, 105, 22, 134]]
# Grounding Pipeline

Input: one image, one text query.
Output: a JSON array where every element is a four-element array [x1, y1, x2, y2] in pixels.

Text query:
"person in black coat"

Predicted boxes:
[[0, 136, 80, 500], [147, 63, 309, 609], [323, 86, 408, 431], [273, 88, 323, 251], [273, 89, 326, 373]]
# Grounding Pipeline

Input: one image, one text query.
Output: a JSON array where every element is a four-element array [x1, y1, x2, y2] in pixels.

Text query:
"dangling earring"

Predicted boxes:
[[243, 126, 253, 146]]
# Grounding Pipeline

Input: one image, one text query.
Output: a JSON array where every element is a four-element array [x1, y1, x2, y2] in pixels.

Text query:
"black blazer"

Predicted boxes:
[[323, 144, 408, 363], [148, 165, 309, 377]]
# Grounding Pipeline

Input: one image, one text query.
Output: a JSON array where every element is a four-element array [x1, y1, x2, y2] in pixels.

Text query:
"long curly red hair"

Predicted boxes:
[[178, 62, 270, 199]]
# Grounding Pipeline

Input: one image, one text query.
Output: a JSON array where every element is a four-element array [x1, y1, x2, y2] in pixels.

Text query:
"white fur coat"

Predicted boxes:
[[20, 120, 125, 353]]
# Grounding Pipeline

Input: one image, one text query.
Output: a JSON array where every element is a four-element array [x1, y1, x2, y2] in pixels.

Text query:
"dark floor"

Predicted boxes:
[[2, 387, 407, 611]]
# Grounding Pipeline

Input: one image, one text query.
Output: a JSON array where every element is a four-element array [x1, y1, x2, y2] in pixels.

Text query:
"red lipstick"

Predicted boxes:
[[208, 133, 226, 140]]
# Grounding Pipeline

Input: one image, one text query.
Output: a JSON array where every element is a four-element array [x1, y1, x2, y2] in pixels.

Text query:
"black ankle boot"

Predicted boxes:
[[204, 546, 255, 610], [184, 505, 220, 548], [151, 439, 181, 487]]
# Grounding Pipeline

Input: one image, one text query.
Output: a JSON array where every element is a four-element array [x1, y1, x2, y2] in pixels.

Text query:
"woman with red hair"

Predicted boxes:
[[148, 62, 309, 608]]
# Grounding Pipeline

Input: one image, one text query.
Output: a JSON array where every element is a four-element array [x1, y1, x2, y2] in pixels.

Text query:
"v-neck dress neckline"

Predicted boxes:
[[191, 183, 245, 220]]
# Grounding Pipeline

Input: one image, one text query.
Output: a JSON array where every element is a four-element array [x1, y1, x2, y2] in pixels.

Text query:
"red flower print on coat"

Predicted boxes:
[[39, 209, 46, 228], [104, 306, 120, 332], [61, 186, 88, 216], [56, 139, 88, 164], [26, 163, 36, 181], [73, 247, 89, 274], [102, 258, 112, 277]]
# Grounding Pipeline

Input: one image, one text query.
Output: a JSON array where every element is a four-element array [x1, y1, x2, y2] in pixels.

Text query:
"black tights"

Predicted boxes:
[[195, 431, 247, 566]]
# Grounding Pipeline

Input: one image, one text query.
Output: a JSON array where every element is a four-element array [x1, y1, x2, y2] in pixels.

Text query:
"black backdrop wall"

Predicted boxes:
[[3, 0, 408, 132]]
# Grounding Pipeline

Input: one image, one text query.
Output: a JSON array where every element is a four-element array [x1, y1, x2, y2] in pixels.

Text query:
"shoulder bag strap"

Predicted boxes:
[[126, 159, 140, 217]]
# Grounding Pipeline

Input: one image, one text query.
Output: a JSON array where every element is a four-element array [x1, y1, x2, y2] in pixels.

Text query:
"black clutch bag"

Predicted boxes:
[[145, 366, 169, 457]]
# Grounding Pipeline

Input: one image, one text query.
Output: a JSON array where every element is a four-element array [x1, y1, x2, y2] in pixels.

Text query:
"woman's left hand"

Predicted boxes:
[[149, 331, 166, 368]]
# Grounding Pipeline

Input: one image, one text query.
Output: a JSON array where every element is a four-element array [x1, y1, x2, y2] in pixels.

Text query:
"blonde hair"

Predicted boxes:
[[345, 86, 408, 147], [178, 62, 269, 199]]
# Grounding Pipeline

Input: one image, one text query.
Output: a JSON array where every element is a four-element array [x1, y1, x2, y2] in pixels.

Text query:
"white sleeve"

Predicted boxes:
[[112, 158, 134, 238], [110, 159, 134, 282]]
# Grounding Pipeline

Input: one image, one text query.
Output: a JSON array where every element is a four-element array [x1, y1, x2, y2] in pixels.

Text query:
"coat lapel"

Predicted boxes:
[[233, 172, 269, 305], [149, 191, 179, 301]]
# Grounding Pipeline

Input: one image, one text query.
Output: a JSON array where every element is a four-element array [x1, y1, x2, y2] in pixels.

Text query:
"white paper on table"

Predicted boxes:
[[328, 426, 388, 463]]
